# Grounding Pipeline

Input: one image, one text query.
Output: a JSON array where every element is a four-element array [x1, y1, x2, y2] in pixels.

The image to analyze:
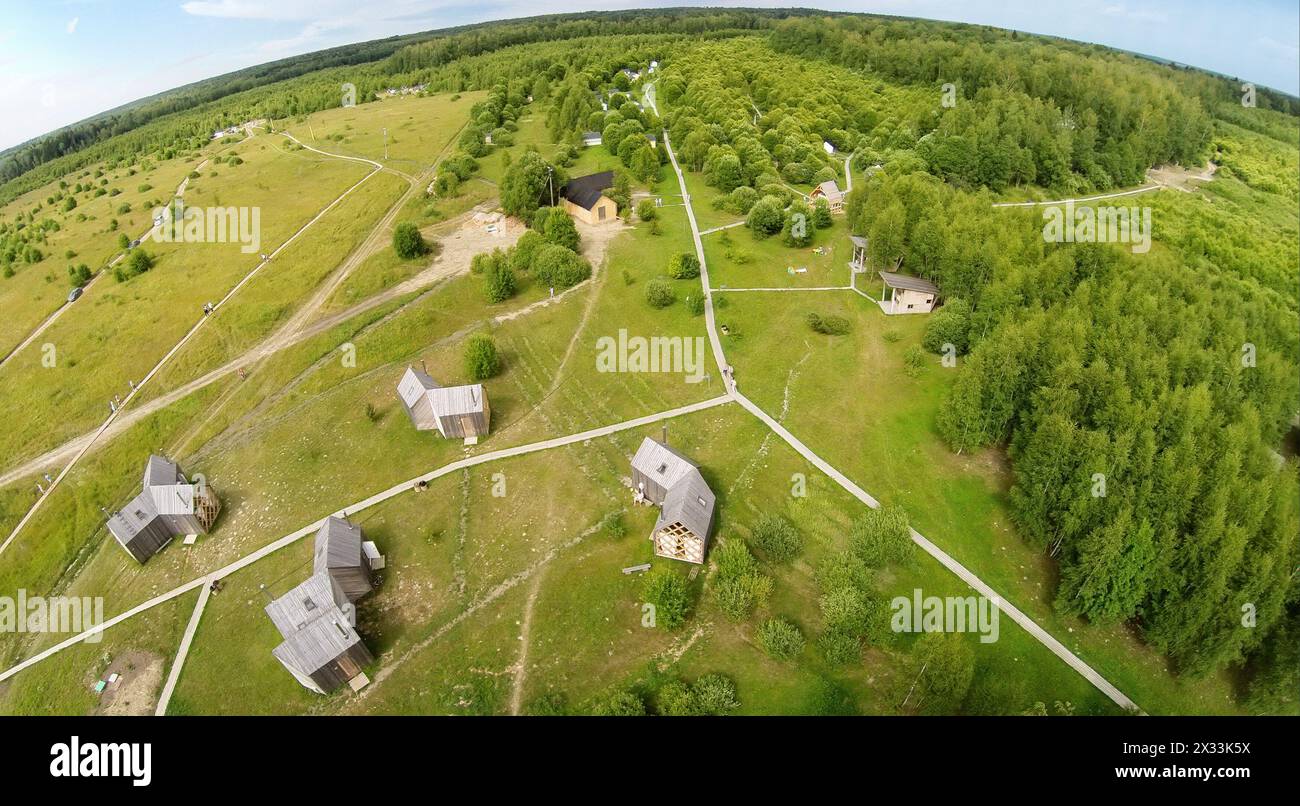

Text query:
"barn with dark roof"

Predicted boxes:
[[557, 170, 617, 225]]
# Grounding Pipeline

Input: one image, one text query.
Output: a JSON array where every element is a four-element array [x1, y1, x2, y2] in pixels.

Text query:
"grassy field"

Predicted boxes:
[[715, 275, 1249, 715], [0, 143, 371, 466]]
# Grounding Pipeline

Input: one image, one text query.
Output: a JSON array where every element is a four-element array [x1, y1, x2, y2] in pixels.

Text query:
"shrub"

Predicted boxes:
[[667, 252, 700, 279], [644, 276, 676, 308], [903, 344, 926, 376], [757, 618, 805, 660], [746, 195, 784, 237], [635, 199, 658, 222], [482, 253, 517, 304], [691, 674, 740, 714], [849, 505, 915, 568], [812, 197, 833, 229], [750, 514, 802, 563], [807, 312, 851, 335], [922, 298, 970, 354], [819, 629, 863, 665], [533, 206, 581, 252], [463, 333, 500, 380], [532, 243, 591, 290], [685, 293, 705, 316], [710, 540, 772, 621], [590, 689, 646, 716], [509, 230, 545, 274], [657, 681, 701, 715], [642, 569, 690, 630], [727, 185, 759, 214], [392, 222, 429, 259], [782, 202, 813, 247]]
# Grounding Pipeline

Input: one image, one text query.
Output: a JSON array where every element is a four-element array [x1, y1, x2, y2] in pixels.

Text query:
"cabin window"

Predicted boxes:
[[303, 597, 317, 612], [697, 496, 707, 506], [657, 463, 667, 474]]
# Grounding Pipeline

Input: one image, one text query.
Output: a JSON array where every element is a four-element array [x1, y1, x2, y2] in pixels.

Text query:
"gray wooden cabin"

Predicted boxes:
[[630, 437, 716, 564], [265, 572, 373, 694], [397, 365, 491, 439], [313, 516, 373, 602], [106, 455, 221, 563]]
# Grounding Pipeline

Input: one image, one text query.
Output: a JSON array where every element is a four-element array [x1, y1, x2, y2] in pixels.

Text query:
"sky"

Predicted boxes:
[[1, 0, 1297, 151]]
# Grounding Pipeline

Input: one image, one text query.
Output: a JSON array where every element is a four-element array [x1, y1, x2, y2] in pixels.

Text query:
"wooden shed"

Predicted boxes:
[[313, 517, 373, 602], [630, 437, 716, 564], [106, 455, 220, 563], [265, 572, 372, 695], [559, 171, 618, 225], [878, 270, 940, 314], [397, 365, 491, 441]]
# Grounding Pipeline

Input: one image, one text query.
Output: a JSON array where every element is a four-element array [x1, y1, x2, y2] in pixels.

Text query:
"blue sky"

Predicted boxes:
[[1, 0, 1297, 151]]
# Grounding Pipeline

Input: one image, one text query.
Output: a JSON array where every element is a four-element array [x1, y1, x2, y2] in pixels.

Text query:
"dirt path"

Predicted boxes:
[[508, 570, 546, 715]]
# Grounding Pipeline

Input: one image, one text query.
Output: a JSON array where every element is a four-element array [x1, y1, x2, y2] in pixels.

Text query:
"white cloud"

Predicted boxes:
[[66, 17, 78, 34]]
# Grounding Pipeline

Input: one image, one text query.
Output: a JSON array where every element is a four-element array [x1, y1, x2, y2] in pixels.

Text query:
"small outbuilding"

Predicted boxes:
[[397, 365, 491, 442], [558, 171, 618, 225], [878, 270, 940, 315], [265, 572, 373, 695], [106, 455, 221, 563], [581, 131, 603, 147], [630, 437, 716, 564], [810, 180, 845, 212]]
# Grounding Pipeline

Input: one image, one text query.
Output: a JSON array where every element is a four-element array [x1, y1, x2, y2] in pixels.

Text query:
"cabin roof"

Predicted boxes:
[[561, 171, 615, 211], [271, 603, 363, 676], [878, 271, 939, 294], [631, 437, 699, 490], [314, 517, 364, 574], [813, 180, 843, 199], [657, 467, 715, 541], [849, 235, 869, 248], [265, 572, 350, 640], [397, 365, 438, 408]]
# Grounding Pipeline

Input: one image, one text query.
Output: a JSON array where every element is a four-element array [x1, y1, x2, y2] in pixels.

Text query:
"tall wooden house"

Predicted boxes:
[[810, 179, 846, 212], [630, 437, 716, 564], [265, 572, 373, 695], [106, 455, 221, 563], [267, 516, 383, 694], [397, 365, 491, 442]]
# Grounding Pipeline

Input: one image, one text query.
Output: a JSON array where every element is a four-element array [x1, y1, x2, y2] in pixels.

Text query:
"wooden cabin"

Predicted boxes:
[[559, 171, 618, 225], [265, 573, 373, 695], [397, 365, 491, 442], [106, 455, 220, 563], [313, 517, 376, 602], [810, 179, 845, 212], [630, 437, 716, 565], [878, 270, 940, 314]]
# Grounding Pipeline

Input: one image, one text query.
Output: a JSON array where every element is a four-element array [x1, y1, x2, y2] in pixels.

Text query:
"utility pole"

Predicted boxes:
[[547, 165, 555, 206], [383, 127, 388, 161]]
